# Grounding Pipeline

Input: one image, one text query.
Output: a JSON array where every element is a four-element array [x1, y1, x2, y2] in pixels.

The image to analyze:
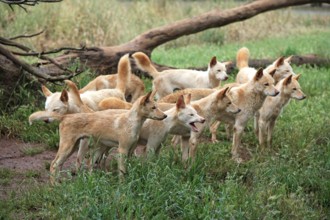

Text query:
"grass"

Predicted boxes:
[[0, 168, 15, 186], [20, 146, 45, 157], [0, 0, 330, 219], [1, 36, 329, 219]]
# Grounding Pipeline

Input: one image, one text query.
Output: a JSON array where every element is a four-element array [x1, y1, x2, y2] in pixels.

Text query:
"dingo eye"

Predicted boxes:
[[293, 88, 297, 91], [152, 106, 157, 110], [53, 109, 59, 112], [264, 83, 269, 86], [190, 114, 194, 116], [228, 102, 231, 105]]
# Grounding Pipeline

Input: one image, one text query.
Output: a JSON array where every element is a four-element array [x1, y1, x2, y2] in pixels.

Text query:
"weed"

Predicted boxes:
[[0, 168, 15, 186], [20, 146, 45, 157]]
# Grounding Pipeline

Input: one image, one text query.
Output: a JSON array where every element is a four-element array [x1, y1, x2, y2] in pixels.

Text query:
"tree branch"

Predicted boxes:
[[9, 30, 45, 40]]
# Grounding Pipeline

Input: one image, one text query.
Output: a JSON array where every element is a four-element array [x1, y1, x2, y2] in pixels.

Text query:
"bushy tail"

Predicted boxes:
[[29, 111, 64, 125], [236, 47, 250, 70], [132, 52, 160, 78], [98, 97, 132, 110], [116, 54, 131, 95], [64, 80, 94, 113]]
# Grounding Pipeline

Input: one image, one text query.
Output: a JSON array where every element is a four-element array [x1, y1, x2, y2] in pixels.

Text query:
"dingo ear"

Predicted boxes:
[[283, 74, 293, 86], [254, 68, 264, 81], [60, 89, 69, 103], [41, 85, 52, 97], [149, 90, 157, 101], [210, 56, 217, 67], [294, 73, 301, 81], [275, 56, 285, 67], [268, 68, 276, 78], [141, 91, 152, 105], [217, 87, 228, 100], [176, 95, 186, 109], [185, 93, 191, 105], [223, 61, 232, 66], [285, 56, 293, 64]]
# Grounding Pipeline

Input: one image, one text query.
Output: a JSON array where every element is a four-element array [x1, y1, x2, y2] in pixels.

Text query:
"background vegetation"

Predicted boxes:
[[0, 0, 329, 219]]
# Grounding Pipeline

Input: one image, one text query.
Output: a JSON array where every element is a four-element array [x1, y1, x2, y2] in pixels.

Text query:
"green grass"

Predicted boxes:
[[20, 146, 45, 157], [1, 1, 330, 219], [1, 35, 330, 218]]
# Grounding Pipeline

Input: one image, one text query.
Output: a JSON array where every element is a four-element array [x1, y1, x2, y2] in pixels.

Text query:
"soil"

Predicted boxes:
[[0, 138, 77, 200], [0, 138, 147, 200]]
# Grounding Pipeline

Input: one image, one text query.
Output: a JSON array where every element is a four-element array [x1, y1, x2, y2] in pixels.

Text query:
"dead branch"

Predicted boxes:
[[9, 30, 45, 40]]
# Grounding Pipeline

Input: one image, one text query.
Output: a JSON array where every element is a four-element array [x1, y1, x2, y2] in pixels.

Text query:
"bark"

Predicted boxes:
[[35, 0, 330, 76]]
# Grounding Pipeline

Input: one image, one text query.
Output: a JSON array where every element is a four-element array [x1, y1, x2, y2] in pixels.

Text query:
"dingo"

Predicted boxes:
[[79, 57, 145, 102], [29, 91, 167, 184], [256, 74, 306, 148], [236, 47, 294, 84], [93, 94, 205, 168], [132, 52, 229, 99], [228, 68, 279, 162], [180, 87, 241, 162], [41, 54, 131, 113]]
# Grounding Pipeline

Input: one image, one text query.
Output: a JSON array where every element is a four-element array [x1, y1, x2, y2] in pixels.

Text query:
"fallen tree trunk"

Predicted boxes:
[[35, 0, 330, 77]]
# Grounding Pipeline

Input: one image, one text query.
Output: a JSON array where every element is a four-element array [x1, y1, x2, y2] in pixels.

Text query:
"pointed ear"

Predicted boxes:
[[285, 55, 293, 64], [176, 95, 186, 109], [140, 91, 152, 105], [60, 89, 69, 103], [254, 68, 264, 81], [223, 61, 232, 66], [41, 85, 52, 97], [275, 56, 285, 67], [184, 93, 191, 105], [150, 90, 156, 101], [283, 75, 293, 86], [210, 56, 217, 67], [268, 68, 276, 78], [294, 73, 301, 81], [217, 87, 228, 100]]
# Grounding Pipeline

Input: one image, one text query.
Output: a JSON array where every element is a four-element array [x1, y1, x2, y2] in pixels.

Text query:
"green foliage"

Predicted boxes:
[[0, 1, 329, 219]]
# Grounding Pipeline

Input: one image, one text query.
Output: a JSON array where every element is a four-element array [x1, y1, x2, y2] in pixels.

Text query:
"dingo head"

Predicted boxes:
[[139, 91, 167, 120], [42, 85, 69, 114], [282, 74, 306, 100], [176, 94, 205, 132], [254, 68, 279, 97], [216, 87, 241, 114], [270, 56, 295, 83], [209, 56, 229, 81]]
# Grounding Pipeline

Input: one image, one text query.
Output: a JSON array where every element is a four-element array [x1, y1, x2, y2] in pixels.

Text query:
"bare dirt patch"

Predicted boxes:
[[0, 138, 77, 199]]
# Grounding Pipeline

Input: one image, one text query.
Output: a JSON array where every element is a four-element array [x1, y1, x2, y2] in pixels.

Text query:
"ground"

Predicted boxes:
[[0, 138, 148, 200], [0, 138, 77, 199]]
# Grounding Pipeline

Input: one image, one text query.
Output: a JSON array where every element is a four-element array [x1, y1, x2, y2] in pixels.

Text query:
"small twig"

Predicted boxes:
[[0, 44, 78, 82], [9, 30, 45, 40], [0, 0, 62, 12]]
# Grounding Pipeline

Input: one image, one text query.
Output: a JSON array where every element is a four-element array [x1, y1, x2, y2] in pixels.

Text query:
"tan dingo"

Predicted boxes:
[[236, 47, 295, 84], [132, 52, 229, 99], [256, 74, 306, 148], [41, 54, 131, 113], [29, 91, 167, 184], [228, 68, 279, 162]]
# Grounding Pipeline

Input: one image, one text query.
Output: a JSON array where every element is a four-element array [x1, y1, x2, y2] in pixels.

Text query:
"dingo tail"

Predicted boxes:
[[116, 54, 131, 95], [29, 111, 64, 125], [132, 52, 160, 78], [236, 47, 250, 70]]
